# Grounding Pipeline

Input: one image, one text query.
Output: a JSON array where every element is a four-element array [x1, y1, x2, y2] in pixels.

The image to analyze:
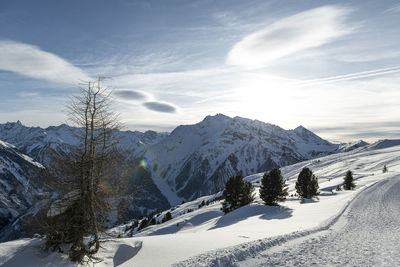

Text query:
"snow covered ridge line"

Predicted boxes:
[[173, 178, 388, 267], [0, 139, 44, 169], [0, 140, 16, 149]]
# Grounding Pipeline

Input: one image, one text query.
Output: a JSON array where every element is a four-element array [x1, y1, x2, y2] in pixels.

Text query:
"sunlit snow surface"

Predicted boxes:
[[0, 144, 399, 267]]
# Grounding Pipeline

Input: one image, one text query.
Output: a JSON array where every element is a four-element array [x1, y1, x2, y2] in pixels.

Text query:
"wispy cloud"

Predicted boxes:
[[0, 40, 90, 84], [109, 67, 236, 99], [384, 3, 400, 13], [143, 101, 177, 113], [294, 66, 400, 86], [17, 91, 39, 98], [226, 6, 353, 68], [335, 50, 400, 63]]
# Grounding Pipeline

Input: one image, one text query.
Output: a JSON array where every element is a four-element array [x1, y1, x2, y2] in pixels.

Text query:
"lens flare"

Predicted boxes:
[[139, 159, 148, 168]]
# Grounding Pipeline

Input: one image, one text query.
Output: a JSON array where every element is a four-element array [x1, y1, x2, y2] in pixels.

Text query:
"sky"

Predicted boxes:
[[0, 0, 399, 142]]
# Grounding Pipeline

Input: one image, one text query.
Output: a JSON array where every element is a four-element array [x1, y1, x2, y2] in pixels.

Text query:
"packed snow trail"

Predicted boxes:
[[238, 175, 400, 266]]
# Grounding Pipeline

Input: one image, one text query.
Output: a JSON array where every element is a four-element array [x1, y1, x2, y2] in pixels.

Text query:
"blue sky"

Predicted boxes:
[[0, 0, 399, 141]]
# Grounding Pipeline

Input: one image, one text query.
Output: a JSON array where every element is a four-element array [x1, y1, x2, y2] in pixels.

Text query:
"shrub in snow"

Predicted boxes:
[[259, 168, 288, 206], [336, 185, 342, 191], [383, 165, 388, 173], [222, 175, 254, 213], [343, 170, 355, 190], [295, 167, 319, 199]]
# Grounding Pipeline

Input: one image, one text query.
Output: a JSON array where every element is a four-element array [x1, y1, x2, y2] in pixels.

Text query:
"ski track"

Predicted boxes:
[[175, 175, 400, 267]]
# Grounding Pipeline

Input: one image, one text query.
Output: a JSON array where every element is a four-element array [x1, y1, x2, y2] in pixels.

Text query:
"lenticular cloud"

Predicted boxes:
[[227, 6, 352, 69], [0, 40, 90, 84]]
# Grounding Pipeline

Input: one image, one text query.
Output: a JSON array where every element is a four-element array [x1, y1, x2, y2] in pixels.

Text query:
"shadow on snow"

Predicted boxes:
[[210, 204, 293, 230]]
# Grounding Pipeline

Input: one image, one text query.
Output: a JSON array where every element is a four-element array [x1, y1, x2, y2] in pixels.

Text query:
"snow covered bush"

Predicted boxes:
[[295, 167, 319, 199], [222, 175, 254, 213], [259, 168, 288, 205]]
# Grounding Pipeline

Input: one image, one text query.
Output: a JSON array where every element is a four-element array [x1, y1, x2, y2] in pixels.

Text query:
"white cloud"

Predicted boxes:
[[0, 40, 90, 84], [226, 6, 353, 68]]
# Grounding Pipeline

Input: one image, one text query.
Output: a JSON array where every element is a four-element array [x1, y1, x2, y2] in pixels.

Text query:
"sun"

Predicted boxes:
[[233, 72, 297, 127]]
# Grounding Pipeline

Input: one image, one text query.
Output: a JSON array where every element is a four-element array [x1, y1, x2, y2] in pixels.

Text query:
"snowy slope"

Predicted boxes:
[[1, 144, 398, 266], [0, 140, 46, 235], [363, 139, 400, 150], [121, 145, 400, 266], [235, 175, 400, 266]]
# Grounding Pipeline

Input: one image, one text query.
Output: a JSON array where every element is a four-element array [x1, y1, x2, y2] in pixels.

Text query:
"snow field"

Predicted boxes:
[[0, 145, 399, 266]]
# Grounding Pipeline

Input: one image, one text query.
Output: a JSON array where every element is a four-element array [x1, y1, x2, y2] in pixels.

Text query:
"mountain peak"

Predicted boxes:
[[294, 125, 307, 132], [202, 113, 231, 122], [293, 125, 319, 137]]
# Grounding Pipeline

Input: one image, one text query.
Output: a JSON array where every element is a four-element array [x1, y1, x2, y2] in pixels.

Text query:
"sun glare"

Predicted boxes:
[[234, 73, 297, 127]]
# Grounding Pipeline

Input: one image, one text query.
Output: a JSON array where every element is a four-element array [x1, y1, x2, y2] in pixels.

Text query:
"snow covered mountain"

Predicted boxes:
[[144, 114, 363, 204], [0, 140, 45, 233], [0, 115, 368, 216]]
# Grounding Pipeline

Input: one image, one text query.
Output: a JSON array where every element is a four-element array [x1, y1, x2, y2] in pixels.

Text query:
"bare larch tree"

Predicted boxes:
[[45, 78, 122, 263]]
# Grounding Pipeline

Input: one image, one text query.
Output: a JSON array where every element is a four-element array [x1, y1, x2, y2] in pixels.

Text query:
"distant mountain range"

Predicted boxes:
[[0, 114, 373, 239]]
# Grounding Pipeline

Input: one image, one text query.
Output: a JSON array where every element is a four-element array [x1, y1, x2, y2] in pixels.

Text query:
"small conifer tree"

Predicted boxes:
[[295, 167, 319, 199], [138, 218, 148, 231], [222, 175, 254, 213], [343, 170, 355, 190], [383, 165, 388, 173], [161, 212, 172, 223], [259, 168, 288, 205]]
